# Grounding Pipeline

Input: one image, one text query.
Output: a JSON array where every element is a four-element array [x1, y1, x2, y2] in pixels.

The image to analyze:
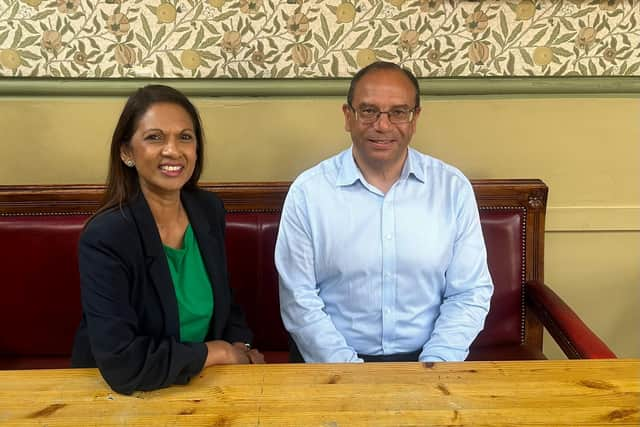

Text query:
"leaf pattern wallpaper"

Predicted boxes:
[[0, 0, 638, 78]]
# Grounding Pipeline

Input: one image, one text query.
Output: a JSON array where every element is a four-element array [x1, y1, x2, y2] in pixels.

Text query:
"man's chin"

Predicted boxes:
[[365, 150, 402, 165], [353, 143, 407, 166]]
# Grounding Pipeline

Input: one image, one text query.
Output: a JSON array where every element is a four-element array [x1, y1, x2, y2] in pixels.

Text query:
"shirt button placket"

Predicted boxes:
[[380, 193, 396, 353]]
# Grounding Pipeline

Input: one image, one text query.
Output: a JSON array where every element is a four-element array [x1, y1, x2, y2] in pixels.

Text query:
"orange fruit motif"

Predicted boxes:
[[156, 3, 177, 23], [336, 2, 356, 23], [0, 49, 21, 70], [533, 47, 553, 66], [356, 48, 377, 68], [181, 50, 201, 71]]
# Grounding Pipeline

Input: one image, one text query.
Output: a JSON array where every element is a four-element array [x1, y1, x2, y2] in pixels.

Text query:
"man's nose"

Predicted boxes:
[[373, 112, 393, 130]]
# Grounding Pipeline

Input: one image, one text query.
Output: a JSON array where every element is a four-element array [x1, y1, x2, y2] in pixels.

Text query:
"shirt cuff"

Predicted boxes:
[[419, 354, 447, 362]]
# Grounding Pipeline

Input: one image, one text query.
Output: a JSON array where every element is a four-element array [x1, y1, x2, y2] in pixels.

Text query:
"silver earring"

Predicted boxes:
[[125, 160, 135, 167]]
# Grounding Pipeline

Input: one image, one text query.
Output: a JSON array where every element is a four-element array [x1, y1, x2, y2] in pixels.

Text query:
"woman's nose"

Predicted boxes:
[[161, 137, 179, 156]]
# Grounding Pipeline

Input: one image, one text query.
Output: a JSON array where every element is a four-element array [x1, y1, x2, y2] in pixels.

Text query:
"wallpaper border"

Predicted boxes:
[[1, 76, 639, 97]]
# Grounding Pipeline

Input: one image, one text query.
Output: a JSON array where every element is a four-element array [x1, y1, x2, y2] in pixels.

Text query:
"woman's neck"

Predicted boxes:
[[142, 188, 182, 225], [141, 188, 188, 249]]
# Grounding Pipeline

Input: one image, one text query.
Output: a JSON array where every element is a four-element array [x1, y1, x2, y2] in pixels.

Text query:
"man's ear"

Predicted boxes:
[[342, 103, 352, 132], [413, 106, 422, 121], [410, 106, 422, 132]]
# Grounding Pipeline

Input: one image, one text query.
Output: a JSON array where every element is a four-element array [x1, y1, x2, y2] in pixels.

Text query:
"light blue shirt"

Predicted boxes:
[[275, 147, 493, 363]]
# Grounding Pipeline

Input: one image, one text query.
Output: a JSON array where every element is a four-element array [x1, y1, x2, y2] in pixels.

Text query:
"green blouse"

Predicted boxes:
[[163, 224, 214, 342]]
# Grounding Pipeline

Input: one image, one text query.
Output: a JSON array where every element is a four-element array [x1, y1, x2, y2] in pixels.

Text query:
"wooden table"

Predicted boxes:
[[0, 359, 638, 426]]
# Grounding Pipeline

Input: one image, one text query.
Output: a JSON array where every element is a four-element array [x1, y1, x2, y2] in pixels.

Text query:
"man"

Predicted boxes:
[[275, 62, 493, 363]]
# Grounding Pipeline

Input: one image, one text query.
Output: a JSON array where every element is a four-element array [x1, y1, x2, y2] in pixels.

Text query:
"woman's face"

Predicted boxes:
[[121, 102, 198, 199]]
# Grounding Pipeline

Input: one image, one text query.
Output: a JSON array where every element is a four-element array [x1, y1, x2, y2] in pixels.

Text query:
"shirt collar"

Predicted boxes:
[[403, 148, 426, 183], [336, 146, 426, 187], [336, 147, 364, 187]]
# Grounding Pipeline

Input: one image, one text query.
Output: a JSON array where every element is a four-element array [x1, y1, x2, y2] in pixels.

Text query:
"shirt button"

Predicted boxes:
[[385, 308, 391, 314], [385, 234, 392, 240]]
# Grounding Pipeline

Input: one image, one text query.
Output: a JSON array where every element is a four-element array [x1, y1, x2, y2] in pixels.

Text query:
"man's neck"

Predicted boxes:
[[353, 150, 408, 195]]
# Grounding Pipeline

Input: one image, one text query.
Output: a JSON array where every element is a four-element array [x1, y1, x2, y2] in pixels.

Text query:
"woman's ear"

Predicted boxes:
[[120, 145, 134, 167], [120, 144, 130, 161]]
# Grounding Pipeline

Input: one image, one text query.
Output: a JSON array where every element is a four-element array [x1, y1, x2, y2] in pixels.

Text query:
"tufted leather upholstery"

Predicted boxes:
[[225, 212, 288, 362], [0, 216, 84, 369], [0, 180, 614, 369], [228, 207, 538, 362], [474, 210, 525, 347]]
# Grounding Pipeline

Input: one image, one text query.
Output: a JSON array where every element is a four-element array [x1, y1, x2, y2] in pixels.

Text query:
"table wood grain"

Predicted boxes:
[[0, 359, 638, 426]]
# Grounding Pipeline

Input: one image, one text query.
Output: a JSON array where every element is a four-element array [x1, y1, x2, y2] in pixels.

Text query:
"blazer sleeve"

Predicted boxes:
[[78, 218, 207, 395]]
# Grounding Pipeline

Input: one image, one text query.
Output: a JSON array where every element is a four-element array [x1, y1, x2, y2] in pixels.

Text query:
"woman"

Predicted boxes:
[[72, 85, 264, 395]]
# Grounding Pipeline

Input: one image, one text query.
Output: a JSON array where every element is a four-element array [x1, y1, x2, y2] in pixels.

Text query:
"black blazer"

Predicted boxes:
[[71, 188, 252, 395]]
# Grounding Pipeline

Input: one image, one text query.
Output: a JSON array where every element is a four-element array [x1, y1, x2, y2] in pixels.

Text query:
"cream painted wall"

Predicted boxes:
[[1, 96, 638, 358], [2, 97, 638, 204], [544, 231, 640, 359]]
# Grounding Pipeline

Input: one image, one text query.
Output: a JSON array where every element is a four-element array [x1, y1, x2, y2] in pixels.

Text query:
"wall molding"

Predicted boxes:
[[0, 77, 639, 97], [546, 206, 640, 232]]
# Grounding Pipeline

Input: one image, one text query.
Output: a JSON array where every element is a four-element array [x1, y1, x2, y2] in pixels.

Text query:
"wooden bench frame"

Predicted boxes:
[[0, 179, 614, 361]]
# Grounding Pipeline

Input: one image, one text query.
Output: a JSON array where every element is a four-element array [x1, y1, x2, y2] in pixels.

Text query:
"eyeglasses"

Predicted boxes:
[[349, 104, 417, 124]]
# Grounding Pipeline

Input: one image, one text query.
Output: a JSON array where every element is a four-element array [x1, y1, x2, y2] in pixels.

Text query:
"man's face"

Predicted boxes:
[[343, 69, 420, 170]]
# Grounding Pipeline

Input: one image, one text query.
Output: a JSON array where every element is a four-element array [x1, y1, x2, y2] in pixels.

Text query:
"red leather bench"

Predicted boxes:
[[0, 180, 614, 369]]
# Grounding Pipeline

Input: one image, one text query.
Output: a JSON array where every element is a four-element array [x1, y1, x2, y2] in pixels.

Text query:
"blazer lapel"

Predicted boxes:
[[182, 190, 227, 339], [128, 193, 181, 339]]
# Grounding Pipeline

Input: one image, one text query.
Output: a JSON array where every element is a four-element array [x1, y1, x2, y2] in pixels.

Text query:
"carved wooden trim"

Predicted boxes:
[[0, 180, 548, 212], [201, 182, 289, 213], [0, 184, 102, 215]]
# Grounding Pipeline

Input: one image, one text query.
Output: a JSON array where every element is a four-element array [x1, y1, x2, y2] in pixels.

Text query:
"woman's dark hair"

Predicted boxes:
[[91, 85, 205, 221]]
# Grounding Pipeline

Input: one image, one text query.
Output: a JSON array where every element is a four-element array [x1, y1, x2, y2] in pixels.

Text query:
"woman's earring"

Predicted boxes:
[[125, 160, 135, 167]]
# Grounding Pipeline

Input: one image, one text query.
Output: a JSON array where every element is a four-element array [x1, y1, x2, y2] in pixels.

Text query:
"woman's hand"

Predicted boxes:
[[247, 349, 266, 364], [204, 340, 250, 367], [231, 342, 266, 364]]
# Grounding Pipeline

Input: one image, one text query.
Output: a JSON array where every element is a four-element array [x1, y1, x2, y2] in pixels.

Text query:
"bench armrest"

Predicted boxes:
[[526, 280, 616, 359]]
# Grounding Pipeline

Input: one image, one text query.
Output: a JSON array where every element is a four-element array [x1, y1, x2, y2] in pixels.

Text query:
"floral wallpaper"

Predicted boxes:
[[0, 0, 638, 78]]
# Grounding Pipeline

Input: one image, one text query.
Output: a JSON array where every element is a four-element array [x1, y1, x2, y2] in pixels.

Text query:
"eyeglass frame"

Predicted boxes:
[[347, 103, 419, 124]]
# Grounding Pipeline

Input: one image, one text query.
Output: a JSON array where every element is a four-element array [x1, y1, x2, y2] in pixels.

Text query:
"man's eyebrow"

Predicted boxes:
[[357, 102, 412, 109]]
